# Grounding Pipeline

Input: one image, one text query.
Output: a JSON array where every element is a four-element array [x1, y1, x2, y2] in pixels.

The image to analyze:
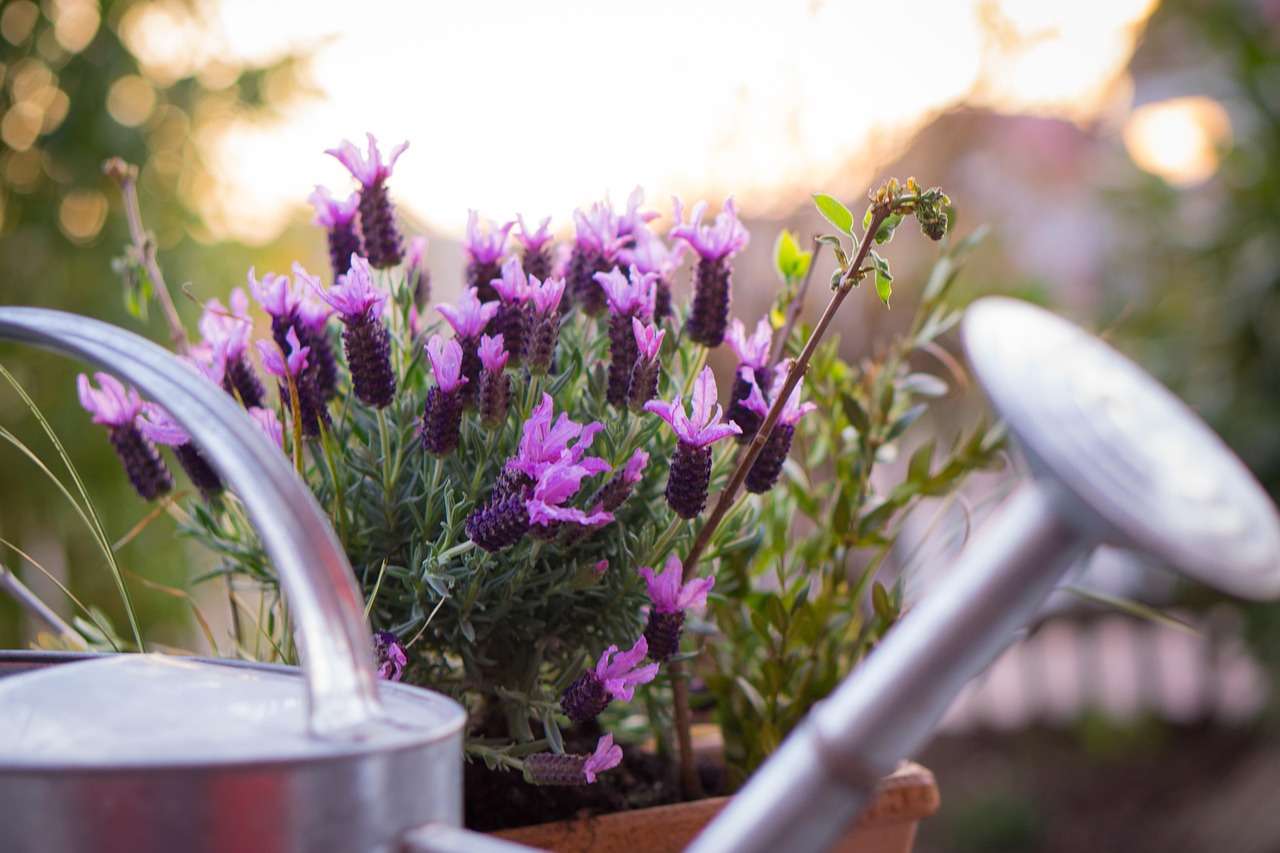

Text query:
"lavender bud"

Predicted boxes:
[[523, 310, 561, 376], [478, 368, 510, 431], [665, 441, 713, 519], [643, 610, 686, 663], [606, 313, 640, 409], [560, 671, 610, 723], [523, 753, 589, 786], [626, 355, 661, 413], [342, 312, 396, 408], [421, 387, 464, 457], [465, 471, 532, 551], [223, 353, 265, 409], [745, 423, 795, 494], [326, 220, 362, 282], [358, 179, 404, 269], [173, 442, 223, 498], [685, 256, 733, 348], [110, 424, 173, 501]]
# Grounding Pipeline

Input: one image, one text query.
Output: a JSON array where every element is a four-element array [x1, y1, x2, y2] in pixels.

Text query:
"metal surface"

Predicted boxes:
[[685, 296, 1280, 853], [0, 308, 467, 853]]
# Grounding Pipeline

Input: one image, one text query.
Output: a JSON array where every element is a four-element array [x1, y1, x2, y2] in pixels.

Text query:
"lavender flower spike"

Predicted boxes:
[[627, 317, 665, 412], [515, 214, 555, 282], [639, 556, 715, 662], [326, 133, 408, 268], [491, 256, 531, 367], [304, 257, 396, 408], [726, 316, 775, 443], [373, 631, 408, 682], [670, 195, 750, 348], [199, 289, 264, 408], [258, 327, 330, 439], [523, 734, 623, 787], [464, 210, 516, 303], [560, 636, 660, 723], [645, 366, 742, 518], [477, 333, 511, 430], [743, 360, 817, 493], [524, 275, 567, 374], [421, 335, 468, 457], [437, 287, 500, 406], [309, 186, 362, 280], [77, 373, 172, 501], [597, 264, 658, 407], [139, 403, 223, 498]]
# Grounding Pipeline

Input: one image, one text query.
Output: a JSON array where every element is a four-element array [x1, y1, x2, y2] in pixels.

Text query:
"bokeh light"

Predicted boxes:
[[1123, 96, 1233, 186]]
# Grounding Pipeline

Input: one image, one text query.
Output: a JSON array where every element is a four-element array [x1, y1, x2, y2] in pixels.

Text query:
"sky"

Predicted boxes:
[[118, 0, 1161, 243]]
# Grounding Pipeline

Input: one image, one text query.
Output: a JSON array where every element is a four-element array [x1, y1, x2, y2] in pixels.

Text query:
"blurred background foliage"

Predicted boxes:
[[0, 0, 313, 649]]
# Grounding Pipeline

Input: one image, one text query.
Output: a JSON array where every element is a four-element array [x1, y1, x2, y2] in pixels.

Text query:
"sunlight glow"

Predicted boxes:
[[1123, 96, 1232, 186], [136, 0, 1159, 243]]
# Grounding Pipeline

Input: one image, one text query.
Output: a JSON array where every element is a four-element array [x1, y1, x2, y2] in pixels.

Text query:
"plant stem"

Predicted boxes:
[[667, 203, 891, 800], [681, 206, 889, 583], [0, 561, 82, 641], [102, 158, 189, 355]]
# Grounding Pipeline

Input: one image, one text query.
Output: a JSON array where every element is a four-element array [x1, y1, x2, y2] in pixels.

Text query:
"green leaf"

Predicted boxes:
[[773, 229, 812, 280], [871, 581, 893, 623], [840, 393, 870, 435], [870, 250, 893, 307], [816, 234, 849, 273], [813, 193, 854, 235], [907, 438, 935, 484], [885, 402, 927, 442], [873, 212, 905, 244]]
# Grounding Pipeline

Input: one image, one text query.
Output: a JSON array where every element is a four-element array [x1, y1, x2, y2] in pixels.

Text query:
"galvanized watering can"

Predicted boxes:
[[0, 298, 1277, 853]]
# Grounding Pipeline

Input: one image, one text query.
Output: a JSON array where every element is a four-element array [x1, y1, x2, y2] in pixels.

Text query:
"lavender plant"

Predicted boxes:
[[83, 138, 977, 806]]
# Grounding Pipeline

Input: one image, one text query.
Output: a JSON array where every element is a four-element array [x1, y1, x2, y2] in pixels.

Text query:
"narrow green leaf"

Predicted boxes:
[[907, 438, 935, 484], [813, 193, 854, 235], [886, 403, 927, 442], [871, 581, 893, 623]]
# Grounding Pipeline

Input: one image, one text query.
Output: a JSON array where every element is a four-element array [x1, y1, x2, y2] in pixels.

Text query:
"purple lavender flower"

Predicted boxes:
[[465, 467, 534, 552], [508, 393, 607, 480], [638, 556, 715, 662], [523, 275, 566, 375], [490, 256, 532, 367], [615, 187, 660, 241], [309, 186, 363, 280], [742, 361, 816, 493], [326, 134, 408, 269], [258, 327, 329, 439], [523, 734, 624, 786], [421, 335, 467, 457], [139, 404, 223, 498], [670, 196, 750, 347], [248, 266, 303, 346], [477, 333, 511, 431], [597, 264, 658, 408], [515, 214, 555, 282], [726, 316, 774, 443], [566, 201, 631, 315], [560, 637, 659, 723], [373, 631, 408, 682], [591, 448, 649, 514], [622, 225, 685, 322], [249, 406, 284, 450], [77, 373, 172, 501], [198, 289, 264, 409], [437, 287, 500, 407], [407, 235, 431, 308], [463, 210, 515, 303], [304, 257, 396, 408], [627, 319, 665, 412], [525, 456, 614, 532], [644, 366, 742, 518]]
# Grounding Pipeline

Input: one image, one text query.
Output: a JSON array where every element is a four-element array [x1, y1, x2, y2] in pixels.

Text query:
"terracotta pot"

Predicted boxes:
[[490, 761, 938, 853]]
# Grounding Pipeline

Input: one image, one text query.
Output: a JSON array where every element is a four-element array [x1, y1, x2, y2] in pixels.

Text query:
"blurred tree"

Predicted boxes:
[[1106, 0, 1280, 495], [1103, 0, 1280, 714], [0, 0, 308, 649]]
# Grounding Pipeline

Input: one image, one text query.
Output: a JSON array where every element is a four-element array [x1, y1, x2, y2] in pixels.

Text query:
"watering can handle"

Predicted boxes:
[[0, 307, 383, 736]]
